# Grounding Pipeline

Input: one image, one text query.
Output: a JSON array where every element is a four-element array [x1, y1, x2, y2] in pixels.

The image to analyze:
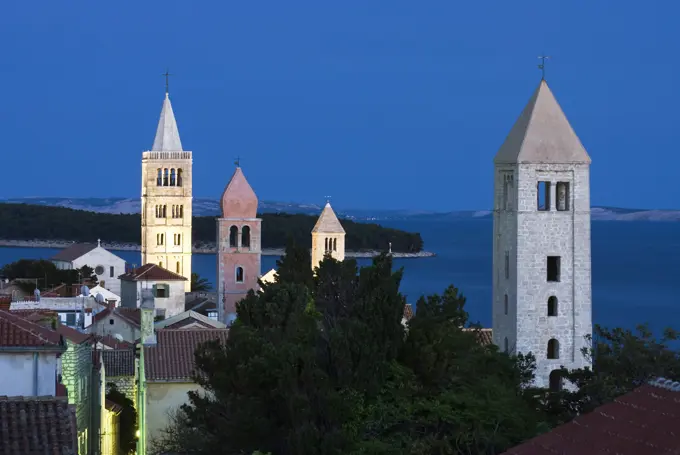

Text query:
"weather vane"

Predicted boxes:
[[234, 156, 241, 167], [538, 55, 550, 80], [162, 69, 172, 93]]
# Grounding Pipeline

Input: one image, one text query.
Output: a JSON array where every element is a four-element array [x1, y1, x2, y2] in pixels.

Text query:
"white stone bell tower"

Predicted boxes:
[[492, 79, 593, 390], [140, 90, 193, 292]]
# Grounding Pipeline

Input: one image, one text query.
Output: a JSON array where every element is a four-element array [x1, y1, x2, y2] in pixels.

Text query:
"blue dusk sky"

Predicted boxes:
[[0, 1, 678, 211]]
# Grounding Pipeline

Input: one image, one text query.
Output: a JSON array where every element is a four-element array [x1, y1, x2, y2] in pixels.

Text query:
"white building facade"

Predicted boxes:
[[119, 264, 187, 318], [51, 241, 126, 296], [492, 79, 593, 390]]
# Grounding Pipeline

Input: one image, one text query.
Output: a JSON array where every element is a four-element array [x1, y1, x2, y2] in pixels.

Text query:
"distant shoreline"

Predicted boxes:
[[0, 239, 436, 259]]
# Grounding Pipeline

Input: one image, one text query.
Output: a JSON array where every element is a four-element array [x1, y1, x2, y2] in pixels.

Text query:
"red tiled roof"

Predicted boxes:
[[0, 310, 65, 350], [119, 263, 187, 282], [98, 335, 133, 350], [0, 396, 77, 455], [403, 304, 414, 321], [56, 324, 92, 344], [93, 307, 141, 328], [462, 327, 493, 346], [502, 379, 680, 455], [145, 329, 229, 382], [102, 349, 136, 377]]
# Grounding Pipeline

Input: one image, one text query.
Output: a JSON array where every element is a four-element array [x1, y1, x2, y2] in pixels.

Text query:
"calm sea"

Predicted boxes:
[[1, 219, 678, 334]]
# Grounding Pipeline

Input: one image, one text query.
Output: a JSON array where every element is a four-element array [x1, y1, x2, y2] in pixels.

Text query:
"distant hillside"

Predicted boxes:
[[1, 197, 678, 222], [0, 203, 424, 253]]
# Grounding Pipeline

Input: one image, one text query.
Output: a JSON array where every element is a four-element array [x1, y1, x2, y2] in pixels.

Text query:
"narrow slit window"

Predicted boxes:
[[176, 261, 181, 274], [547, 296, 558, 316], [547, 339, 560, 359], [163, 168, 169, 186], [537, 181, 551, 211], [504, 251, 510, 280], [504, 294, 508, 315], [170, 168, 176, 186], [177, 169, 183, 187], [156, 169, 162, 186], [556, 182, 570, 211], [547, 256, 561, 282]]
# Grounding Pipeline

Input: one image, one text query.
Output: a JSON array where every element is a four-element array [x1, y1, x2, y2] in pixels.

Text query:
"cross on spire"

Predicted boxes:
[[234, 156, 241, 167], [538, 55, 551, 80], [162, 69, 172, 93]]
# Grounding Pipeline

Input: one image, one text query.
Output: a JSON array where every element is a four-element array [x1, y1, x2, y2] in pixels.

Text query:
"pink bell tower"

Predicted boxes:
[[216, 166, 261, 323]]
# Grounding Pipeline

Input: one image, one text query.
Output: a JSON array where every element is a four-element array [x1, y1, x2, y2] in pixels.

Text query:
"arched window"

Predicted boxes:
[[333, 238, 337, 251], [548, 296, 558, 316], [547, 339, 560, 359], [162, 205, 167, 218], [176, 261, 181, 274], [170, 168, 176, 186], [229, 226, 238, 247], [179, 205, 184, 218], [504, 337, 509, 353], [177, 169, 183, 187], [504, 294, 508, 315], [235, 266, 244, 283], [172, 205, 176, 218], [156, 169, 162, 186], [549, 370, 562, 391], [242, 226, 251, 248], [324, 238, 329, 252], [163, 168, 169, 186]]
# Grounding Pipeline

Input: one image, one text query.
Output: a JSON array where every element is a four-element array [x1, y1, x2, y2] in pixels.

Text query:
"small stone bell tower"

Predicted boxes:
[[216, 166, 261, 323], [311, 202, 346, 271]]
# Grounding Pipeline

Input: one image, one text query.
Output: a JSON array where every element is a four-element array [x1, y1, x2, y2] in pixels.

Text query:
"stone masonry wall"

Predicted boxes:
[[493, 163, 592, 389], [61, 340, 93, 454], [106, 376, 138, 410]]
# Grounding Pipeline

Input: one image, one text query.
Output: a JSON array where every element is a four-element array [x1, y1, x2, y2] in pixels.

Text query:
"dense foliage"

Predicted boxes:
[[0, 203, 423, 252], [0, 259, 98, 292], [106, 383, 138, 455], [150, 242, 680, 455]]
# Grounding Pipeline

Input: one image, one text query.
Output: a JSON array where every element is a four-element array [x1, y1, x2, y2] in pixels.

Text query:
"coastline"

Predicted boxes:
[[0, 239, 436, 259]]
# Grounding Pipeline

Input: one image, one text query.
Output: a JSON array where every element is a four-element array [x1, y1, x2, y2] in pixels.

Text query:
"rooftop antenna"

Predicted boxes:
[[538, 55, 551, 80]]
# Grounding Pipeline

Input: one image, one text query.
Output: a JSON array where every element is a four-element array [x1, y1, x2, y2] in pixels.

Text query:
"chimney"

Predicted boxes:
[[140, 288, 157, 345]]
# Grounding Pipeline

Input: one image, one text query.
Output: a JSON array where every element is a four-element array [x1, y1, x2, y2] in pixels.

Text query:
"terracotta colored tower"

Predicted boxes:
[[216, 166, 261, 323]]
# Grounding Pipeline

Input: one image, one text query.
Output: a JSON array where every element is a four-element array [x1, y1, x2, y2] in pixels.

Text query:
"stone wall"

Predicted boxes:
[[61, 340, 93, 455], [106, 376, 137, 410]]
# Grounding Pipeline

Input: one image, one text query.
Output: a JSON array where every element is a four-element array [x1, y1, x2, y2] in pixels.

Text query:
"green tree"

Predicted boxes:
[[191, 272, 211, 291], [106, 383, 138, 455], [270, 238, 314, 288]]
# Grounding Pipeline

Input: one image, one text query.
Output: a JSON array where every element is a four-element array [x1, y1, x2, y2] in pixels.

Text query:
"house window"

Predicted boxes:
[[504, 294, 508, 315], [110, 266, 114, 278], [235, 266, 244, 283], [548, 296, 558, 316], [547, 256, 561, 282], [547, 338, 560, 359], [229, 226, 238, 248], [242, 226, 251, 248], [153, 284, 169, 298], [549, 370, 562, 391], [556, 182, 570, 211], [537, 181, 551, 211]]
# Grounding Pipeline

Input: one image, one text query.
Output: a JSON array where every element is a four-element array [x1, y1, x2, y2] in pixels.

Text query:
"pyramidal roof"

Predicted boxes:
[[151, 93, 183, 152], [221, 167, 258, 218], [494, 80, 591, 164], [312, 203, 345, 234]]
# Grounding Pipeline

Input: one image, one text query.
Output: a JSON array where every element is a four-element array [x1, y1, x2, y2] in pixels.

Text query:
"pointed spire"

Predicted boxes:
[[221, 166, 258, 218], [312, 202, 345, 234], [151, 93, 183, 152], [494, 80, 591, 164]]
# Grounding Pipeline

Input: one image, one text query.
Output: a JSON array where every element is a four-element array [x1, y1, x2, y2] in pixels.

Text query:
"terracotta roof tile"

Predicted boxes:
[[0, 396, 77, 455], [102, 349, 136, 377], [0, 310, 65, 350], [50, 242, 98, 262], [403, 304, 414, 321], [119, 263, 187, 282], [145, 329, 229, 382], [98, 335, 133, 350], [462, 327, 493, 346], [502, 379, 680, 455], [56, 324, 92, 344]]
